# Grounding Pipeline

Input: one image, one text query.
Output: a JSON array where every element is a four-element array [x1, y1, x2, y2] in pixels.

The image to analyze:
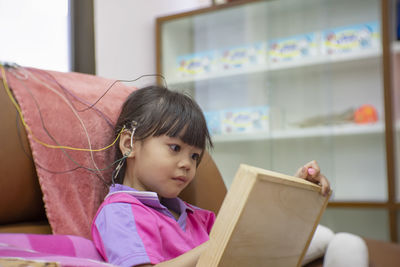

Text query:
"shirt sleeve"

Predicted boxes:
[[205, 211, 216, 234], [92, 202, 161, 267]]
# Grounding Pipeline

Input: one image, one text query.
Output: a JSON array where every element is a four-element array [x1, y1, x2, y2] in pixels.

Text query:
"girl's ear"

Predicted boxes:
[[119, 131, 134, 158]]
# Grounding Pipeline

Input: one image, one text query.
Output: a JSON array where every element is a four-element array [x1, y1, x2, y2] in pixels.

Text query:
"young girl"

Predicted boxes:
[[91, 85, 331, 267]]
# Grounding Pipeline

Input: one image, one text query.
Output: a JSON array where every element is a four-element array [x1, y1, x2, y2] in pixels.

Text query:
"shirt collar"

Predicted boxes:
[[106, 183, 194, 214]]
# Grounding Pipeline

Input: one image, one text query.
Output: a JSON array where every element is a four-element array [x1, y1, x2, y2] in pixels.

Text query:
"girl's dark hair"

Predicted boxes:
[[113, 85, 213, 184]]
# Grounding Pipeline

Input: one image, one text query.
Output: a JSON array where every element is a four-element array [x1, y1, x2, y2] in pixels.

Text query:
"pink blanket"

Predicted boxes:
[[0, 233, 115, 266], [2, 67, 134, 239]]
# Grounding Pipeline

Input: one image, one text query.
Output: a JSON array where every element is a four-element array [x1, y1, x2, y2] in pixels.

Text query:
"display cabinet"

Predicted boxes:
[[156, 0, 399, 242], [391, 0, 400, 241]]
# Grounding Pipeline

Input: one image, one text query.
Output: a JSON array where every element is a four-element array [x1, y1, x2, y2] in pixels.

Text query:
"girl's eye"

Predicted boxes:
[[192, 153, 200, 161], [169, 144, 181, 152]]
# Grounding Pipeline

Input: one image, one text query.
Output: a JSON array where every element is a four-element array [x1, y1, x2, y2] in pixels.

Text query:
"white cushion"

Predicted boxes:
[[323, 232, 369, 267], [302, 224, 335, 265]]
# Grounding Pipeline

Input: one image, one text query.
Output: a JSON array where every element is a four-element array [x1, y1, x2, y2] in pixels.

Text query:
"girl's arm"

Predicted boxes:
[[136, 241, 208, 267]]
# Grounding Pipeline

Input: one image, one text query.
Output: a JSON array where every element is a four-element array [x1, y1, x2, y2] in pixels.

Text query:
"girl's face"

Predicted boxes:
[[124, 134, 202, 198]]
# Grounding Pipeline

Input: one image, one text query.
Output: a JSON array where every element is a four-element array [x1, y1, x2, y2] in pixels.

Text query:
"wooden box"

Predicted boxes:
[[197, 164, 330, 267]]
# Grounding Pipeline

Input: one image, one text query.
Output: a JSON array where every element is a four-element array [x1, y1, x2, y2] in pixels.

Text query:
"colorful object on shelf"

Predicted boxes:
[[268, 33, 318, 63], [221, 106, 269, 134], [219, 43, 266, 70], [293, 108, 355, 128], [204, 111, 222, 135], [354, 104, 378, 124], [176, 51, 217, 77], [322, 22, 380, 55], [204, 106, 269, 136], [174, 21, 381, 79]]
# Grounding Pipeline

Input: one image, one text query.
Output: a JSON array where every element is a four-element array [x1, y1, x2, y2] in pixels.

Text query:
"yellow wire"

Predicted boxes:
[[0, 65, 123, 152]]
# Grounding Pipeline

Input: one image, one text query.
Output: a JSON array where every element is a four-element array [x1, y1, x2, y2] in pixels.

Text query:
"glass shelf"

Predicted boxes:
[[169, 47, 384, 86], [169, 40, 400, 87], [211, 122, 385, 143]]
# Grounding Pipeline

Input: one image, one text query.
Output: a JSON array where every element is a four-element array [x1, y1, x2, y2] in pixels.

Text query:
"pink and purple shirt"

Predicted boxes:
[[91, 184, 215, 267]]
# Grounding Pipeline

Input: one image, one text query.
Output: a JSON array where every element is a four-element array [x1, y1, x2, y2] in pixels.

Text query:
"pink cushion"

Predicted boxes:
[[0, 233, 103, 261]]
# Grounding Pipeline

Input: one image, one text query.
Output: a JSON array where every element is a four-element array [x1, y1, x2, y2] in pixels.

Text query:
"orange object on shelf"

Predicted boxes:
[[354, 104, 378, 124]]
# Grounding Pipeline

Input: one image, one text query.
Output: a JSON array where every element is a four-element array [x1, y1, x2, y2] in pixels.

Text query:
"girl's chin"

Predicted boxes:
[[159, 190, 182, 199]]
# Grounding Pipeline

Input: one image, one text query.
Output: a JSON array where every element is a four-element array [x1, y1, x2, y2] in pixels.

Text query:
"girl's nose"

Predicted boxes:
[[178, 155, 192, 170]]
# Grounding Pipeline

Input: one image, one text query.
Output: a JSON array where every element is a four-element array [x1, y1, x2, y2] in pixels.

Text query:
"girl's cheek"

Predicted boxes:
[[190, 169, 197, 179]]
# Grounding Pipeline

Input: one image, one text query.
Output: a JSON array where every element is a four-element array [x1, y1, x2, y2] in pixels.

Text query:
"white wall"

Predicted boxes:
[[0, 0, 69, 72], [94, 0, 211, 82]]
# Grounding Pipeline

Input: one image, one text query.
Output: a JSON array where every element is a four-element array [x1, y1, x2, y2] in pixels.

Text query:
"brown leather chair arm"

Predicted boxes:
[[0, 81, 47, 226]]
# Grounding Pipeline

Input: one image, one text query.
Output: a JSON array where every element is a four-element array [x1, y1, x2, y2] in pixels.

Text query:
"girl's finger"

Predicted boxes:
[[295, 166, 307, 178]]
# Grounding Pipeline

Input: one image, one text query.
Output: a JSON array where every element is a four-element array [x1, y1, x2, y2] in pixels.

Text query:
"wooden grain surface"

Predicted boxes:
[[197, 164, 330, 267]]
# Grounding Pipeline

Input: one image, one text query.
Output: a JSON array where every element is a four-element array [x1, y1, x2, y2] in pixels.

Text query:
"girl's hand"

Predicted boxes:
[[294, 160, 331, 197]]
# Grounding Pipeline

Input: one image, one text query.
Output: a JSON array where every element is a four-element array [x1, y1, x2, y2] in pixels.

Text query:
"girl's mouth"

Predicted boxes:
[[172, 176, 187, 184]]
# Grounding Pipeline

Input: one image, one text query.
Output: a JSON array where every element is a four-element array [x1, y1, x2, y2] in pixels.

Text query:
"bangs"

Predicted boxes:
[[148, 92, 212, 150], [153, 108, 211, 150]]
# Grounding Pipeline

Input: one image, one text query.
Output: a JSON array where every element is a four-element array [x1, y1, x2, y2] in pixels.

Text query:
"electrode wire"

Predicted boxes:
[[15, 113, 128, 184], [1, 65, 122, 153], [13, 76, 108, 184], [76, 74, 167, 112], [24, 68, 105, 181], [27, 67, 114, 128], [1, 64, 162, 184]]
